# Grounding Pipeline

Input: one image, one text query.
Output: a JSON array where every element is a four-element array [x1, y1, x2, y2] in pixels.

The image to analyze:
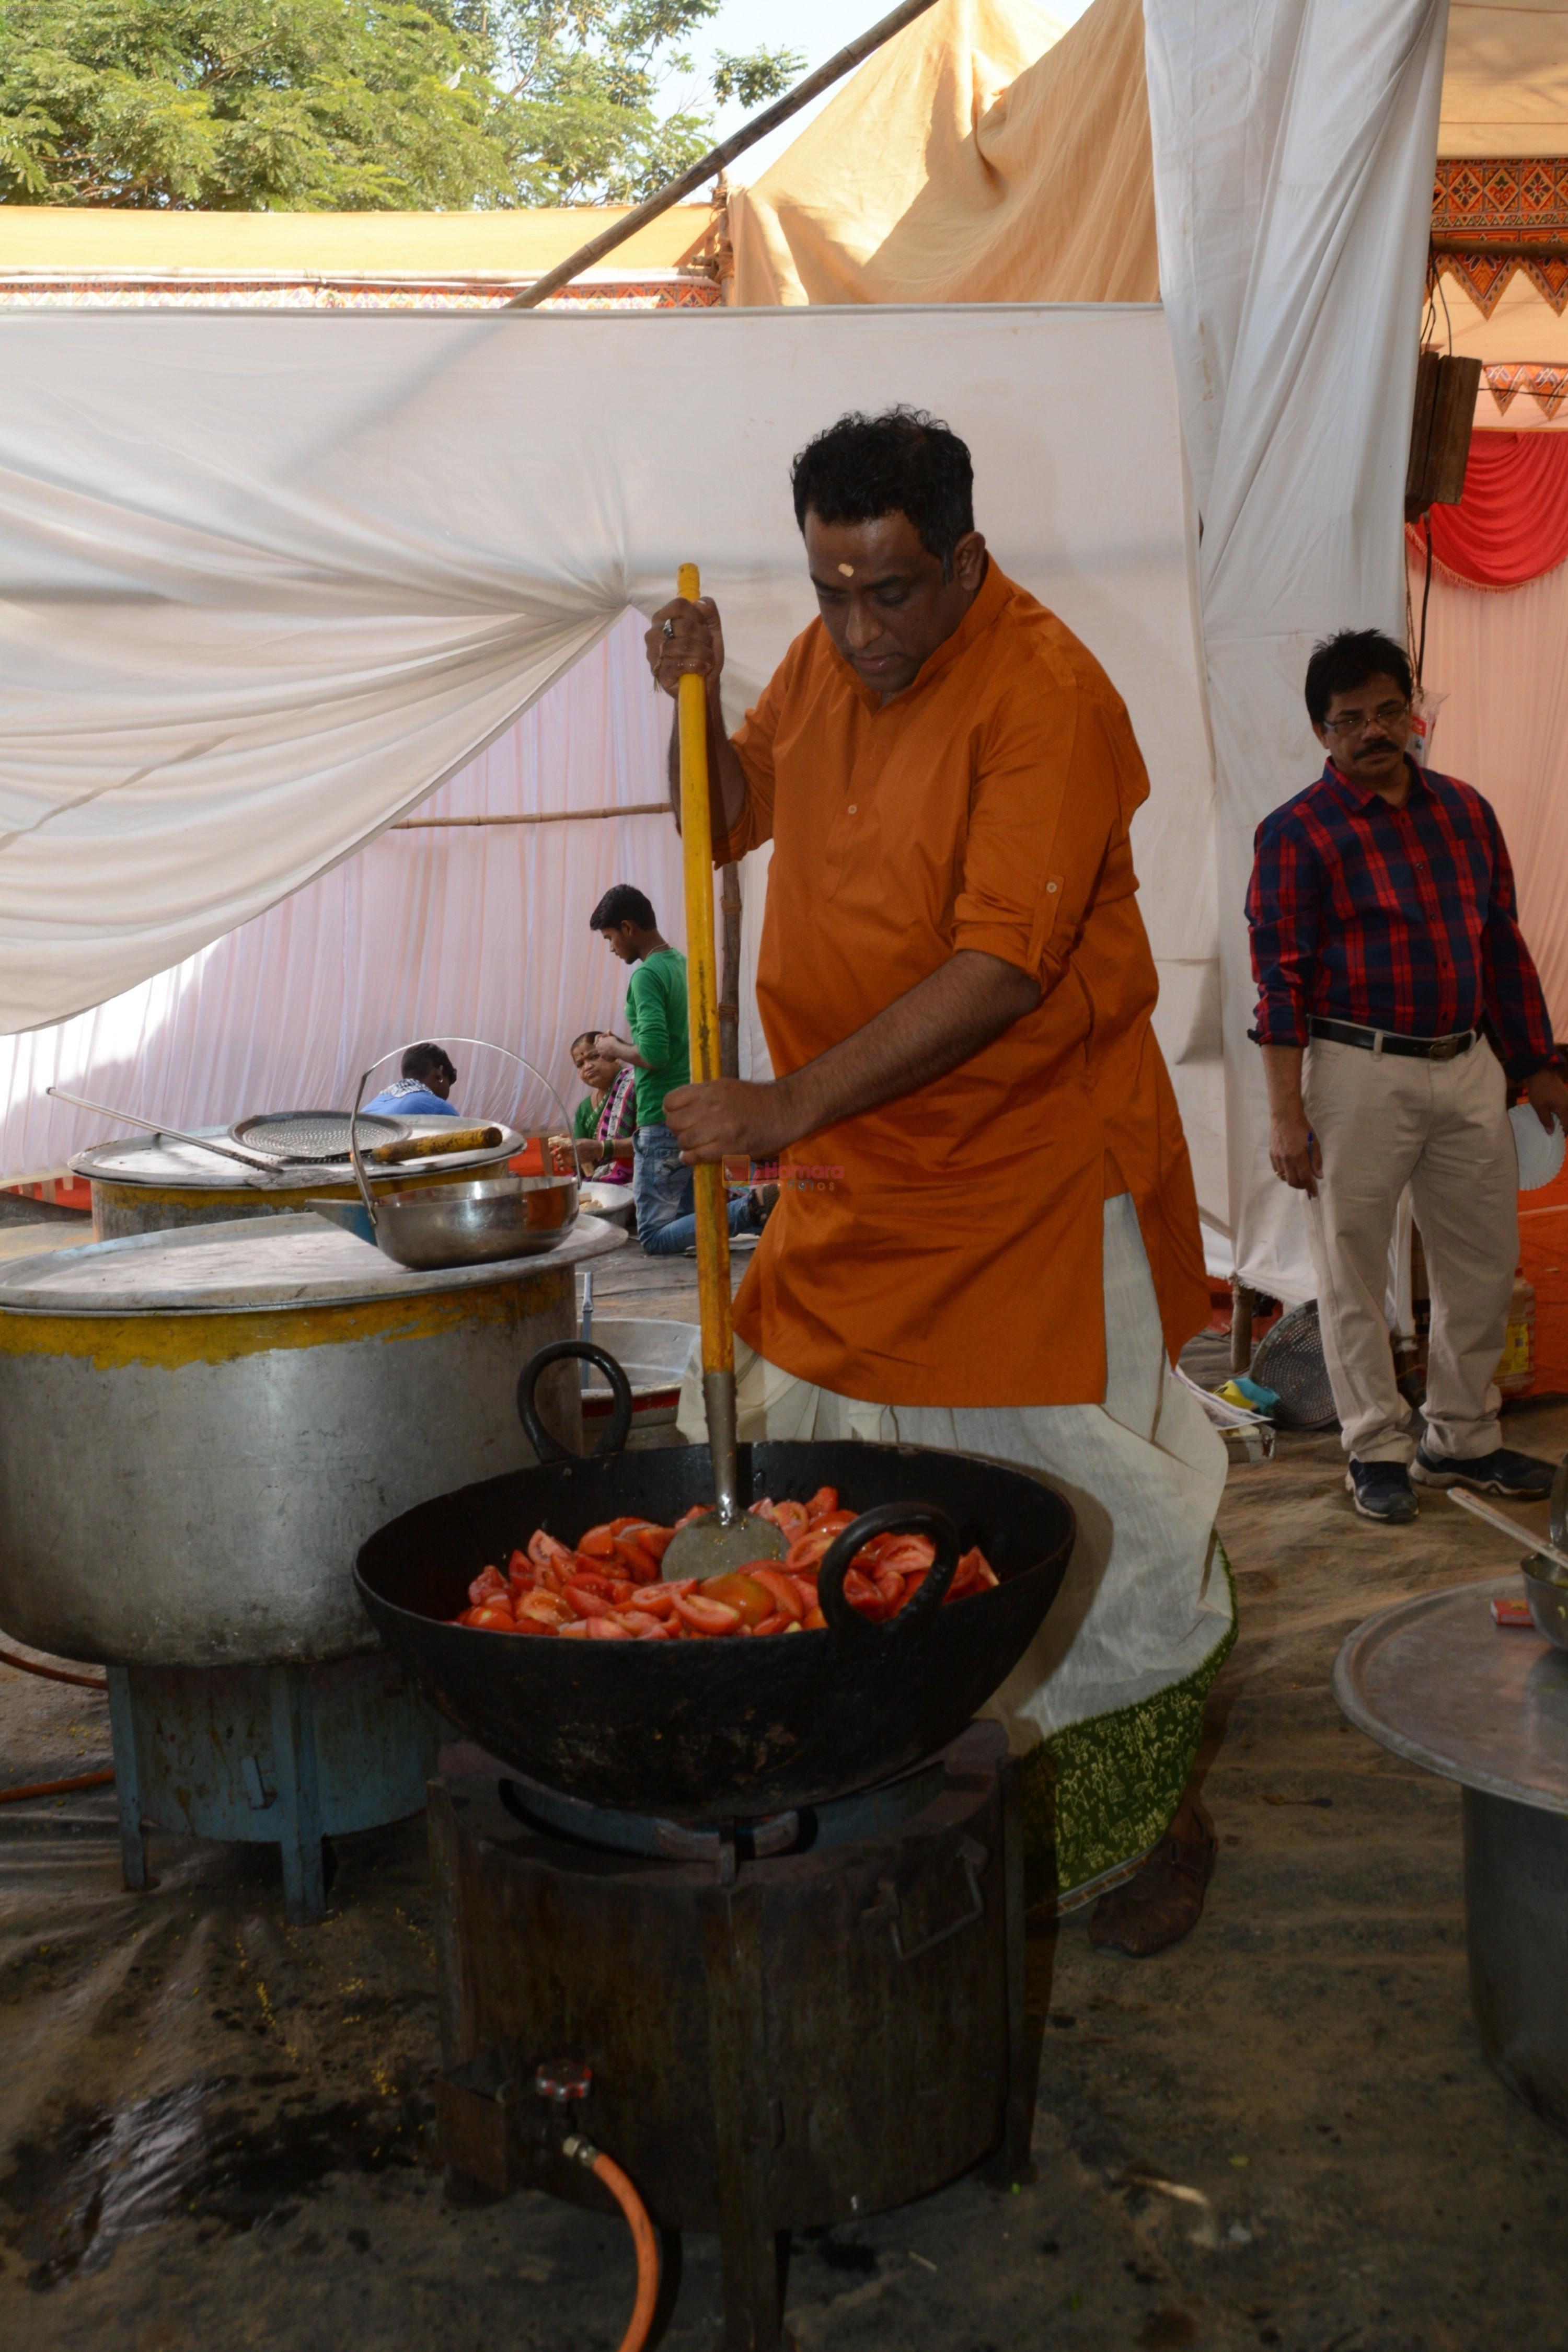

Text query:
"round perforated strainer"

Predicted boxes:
[[1248, 1300, 1339, 1431], [231, 1111, 402, 1163]]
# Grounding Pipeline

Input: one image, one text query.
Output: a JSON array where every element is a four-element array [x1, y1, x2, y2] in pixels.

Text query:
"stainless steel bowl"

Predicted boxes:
[[580, 1180, 634, 1229], [371, 1173, 579, 1271]]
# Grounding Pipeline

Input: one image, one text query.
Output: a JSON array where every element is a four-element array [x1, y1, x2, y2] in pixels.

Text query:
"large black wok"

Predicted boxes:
[[355, 1342, 1075, 1820]]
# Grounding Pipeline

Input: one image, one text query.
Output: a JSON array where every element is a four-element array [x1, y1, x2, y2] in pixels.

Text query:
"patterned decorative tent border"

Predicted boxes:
[[1431, 157, 1568, 315], [1483, 362, 1568, 421]]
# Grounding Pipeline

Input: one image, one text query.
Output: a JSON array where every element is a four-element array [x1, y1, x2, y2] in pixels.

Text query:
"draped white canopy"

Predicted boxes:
[[0, 303, 1223, 1234]]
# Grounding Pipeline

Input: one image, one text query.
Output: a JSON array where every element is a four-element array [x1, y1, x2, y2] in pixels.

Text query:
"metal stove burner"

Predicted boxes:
[[431, 1722, 1035, 2352], [497, 1750, 951, 1877]]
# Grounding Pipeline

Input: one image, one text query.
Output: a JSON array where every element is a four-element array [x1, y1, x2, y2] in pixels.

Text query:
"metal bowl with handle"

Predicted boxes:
[[350, 1037, 578, 1272], [354, 1340, 1076, 1820]]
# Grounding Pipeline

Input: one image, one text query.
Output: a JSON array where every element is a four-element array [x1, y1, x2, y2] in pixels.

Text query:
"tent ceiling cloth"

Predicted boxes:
[[0, 305, 1221, 1240], [729, 0, 1568, 311]]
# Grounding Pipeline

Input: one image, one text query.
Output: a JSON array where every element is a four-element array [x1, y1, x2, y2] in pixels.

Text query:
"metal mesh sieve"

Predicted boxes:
[[1248, 1300, 1339, 1431], [231, 1111, 403, 1163]]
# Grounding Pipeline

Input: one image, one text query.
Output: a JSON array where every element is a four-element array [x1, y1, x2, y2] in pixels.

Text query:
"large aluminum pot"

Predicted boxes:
[[0, 1212, 624, 1670], [72, 1125, 521, 1241]]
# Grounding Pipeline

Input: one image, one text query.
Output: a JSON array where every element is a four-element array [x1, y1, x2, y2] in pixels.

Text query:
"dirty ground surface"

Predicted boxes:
[[4, 1239, 1568, 2351]]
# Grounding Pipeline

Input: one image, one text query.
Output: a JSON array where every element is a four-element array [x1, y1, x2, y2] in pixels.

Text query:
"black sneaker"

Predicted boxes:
[[1411, 1444, 1555, 1501], [1344, 1460, 1419, 1522]]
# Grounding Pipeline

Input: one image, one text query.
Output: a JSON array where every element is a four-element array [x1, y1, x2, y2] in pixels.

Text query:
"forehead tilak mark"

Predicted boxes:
[[837, 562, 855, 578]]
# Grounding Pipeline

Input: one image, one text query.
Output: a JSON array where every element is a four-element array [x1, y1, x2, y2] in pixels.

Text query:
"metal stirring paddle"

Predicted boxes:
[[660, 561, 785, 1582]]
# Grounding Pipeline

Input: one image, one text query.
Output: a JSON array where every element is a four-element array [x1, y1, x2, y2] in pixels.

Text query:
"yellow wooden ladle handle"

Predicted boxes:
[[676, 561, 734, 1391]]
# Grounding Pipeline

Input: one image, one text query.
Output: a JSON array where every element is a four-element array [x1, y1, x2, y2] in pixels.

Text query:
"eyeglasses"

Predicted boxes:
[[1321, 699, 1410, 738]]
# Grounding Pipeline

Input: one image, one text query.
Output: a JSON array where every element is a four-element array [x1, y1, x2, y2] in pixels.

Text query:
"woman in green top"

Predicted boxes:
[[567, 1031, 636, 1184]]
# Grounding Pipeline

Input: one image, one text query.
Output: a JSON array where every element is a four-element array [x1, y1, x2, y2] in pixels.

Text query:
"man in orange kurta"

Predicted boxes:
[[650, 409, 1232, 1955]]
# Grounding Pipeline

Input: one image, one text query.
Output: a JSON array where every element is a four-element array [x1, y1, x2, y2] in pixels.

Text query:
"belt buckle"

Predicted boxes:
[[1430, 1034, 1461, 1062]]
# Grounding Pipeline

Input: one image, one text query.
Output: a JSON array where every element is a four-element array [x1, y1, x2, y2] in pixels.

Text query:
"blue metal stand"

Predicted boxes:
[[105, 1650, 439, 1920]]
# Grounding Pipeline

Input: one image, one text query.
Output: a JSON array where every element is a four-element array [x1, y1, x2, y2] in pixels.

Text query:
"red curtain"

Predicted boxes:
[[1407, 430, 1568, 590]]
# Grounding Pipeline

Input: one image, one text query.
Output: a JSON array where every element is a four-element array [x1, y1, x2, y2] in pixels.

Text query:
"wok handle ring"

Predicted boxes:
[[518, 1341, 635, 1463], [816, 1502, 962, 1643]]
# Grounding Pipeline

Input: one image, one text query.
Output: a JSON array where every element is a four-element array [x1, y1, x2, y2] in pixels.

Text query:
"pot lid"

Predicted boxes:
[[0, 1211, 624, 1316], [69, 1123, 521, 1190]]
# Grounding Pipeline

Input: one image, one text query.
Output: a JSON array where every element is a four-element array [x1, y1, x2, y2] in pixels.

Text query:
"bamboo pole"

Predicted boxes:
[[507, 0, 944, 310], [390, 802, 666, 829]]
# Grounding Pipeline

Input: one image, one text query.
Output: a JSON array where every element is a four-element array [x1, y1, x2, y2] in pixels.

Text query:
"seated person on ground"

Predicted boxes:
[[568, 1031, 637, 1184], [363, 1042, 459, 1119]]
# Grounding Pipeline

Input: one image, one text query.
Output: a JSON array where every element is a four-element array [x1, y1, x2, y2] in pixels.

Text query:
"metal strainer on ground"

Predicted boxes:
[[1248, 1300, 1340, 1430]]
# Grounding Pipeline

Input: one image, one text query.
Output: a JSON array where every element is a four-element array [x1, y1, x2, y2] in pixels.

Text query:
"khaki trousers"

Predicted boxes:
[[1300, 1035, 1519, 1463]]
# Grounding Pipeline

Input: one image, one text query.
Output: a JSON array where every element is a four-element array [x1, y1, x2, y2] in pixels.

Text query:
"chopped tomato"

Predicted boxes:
[[871, 1566, 906, 1610], [576, 1525, 620, 1560], [624, 1584, 677, 1617], [528, 1530, 576, 1572], [516, 1591, 571, 1628], [468, 1566, 506, 1605], [558, 1620, 592, 1639], [612, 1538, 660, 1584], [702, 1572, 774, 1630], [673, 1504, 713, 1530], [803, 1485, 839, 1522], [750, 1566, 806, 1622], [770, 1499, 810, 1540], [802, 1605, 827, 1631], [467, 1605, 516, 1632], [673, 1591, 742, 1636], [842, 1567, 895, 1622], [784, 1528, 837, 1572], [754, 1611, 788, 1637], [586, 1615, 632, 1640], [563, 1580, 614, 1619], [621, 1522, 675, 1563]]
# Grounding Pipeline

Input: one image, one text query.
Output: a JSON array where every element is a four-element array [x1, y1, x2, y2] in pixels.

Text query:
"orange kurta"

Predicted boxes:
[[718, 560, 1209, 1408]]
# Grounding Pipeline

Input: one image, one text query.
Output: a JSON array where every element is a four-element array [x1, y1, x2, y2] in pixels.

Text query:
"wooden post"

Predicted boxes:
[[719, 862, 743, 1080], [1230, 1278, 1254, 1377]]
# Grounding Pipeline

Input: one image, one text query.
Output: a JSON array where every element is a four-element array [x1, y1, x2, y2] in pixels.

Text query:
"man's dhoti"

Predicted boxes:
[[677, 1194, 1234, 1901]]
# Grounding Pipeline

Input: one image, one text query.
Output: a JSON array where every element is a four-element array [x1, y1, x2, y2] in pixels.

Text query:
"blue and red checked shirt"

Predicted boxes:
[[1247, 758, 1557, 1082]]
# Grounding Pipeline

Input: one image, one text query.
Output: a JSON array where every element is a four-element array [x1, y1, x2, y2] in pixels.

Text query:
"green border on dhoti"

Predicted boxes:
[[1017, 1540, 1238, 1904]]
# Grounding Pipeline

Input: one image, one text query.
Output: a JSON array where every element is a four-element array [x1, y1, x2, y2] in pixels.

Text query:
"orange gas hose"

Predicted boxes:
[[0, 1767, 115, 1804], [0, 1643, 107, 1691], [564, 2138, 660, 2352]]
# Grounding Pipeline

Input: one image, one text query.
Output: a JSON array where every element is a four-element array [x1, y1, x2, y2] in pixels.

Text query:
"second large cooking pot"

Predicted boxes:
[[354, 1342, 1076, 1819]]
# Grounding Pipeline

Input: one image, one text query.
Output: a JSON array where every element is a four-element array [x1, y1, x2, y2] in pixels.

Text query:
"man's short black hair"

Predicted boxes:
[[790, 407, 975, 576], [1304, 629, 1413, 727], [401, 1042, 456, 1086], [590, 884, 656, 932]]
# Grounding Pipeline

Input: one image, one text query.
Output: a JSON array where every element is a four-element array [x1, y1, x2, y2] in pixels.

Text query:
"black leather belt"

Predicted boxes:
[[1308, 1017, 1477, 1062]]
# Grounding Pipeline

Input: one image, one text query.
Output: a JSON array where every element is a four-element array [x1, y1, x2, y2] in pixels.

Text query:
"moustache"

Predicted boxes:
[[1361, 738, 1400, 756]]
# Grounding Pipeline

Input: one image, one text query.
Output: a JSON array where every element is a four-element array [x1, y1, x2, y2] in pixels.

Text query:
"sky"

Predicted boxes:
[[664, 0, 1094, 182]]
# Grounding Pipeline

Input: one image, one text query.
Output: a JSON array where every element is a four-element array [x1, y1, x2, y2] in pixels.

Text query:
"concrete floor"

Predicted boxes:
[[4, 1239, 1568, 2349]]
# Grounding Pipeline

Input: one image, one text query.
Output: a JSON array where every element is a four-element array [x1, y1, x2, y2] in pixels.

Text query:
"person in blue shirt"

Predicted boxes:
[[363, 1042, 460, 1118]]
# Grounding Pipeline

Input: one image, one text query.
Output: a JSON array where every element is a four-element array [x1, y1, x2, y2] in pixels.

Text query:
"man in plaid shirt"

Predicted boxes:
[[1247, 628, 1568, 1523]]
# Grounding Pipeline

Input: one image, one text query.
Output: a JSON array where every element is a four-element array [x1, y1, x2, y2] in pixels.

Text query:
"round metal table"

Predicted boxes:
[[1334, 1574, 1568, 2131]]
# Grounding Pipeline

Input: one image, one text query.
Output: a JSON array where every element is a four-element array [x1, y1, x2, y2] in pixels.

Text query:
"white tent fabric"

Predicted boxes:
[[1145, 0, 1451, 1303], [0, 304, 1224, 1236], [1417, 561, 1568, 1034], [0, 611, 764, 1179]]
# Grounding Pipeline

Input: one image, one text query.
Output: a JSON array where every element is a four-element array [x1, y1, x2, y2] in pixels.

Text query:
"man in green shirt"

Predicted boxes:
[[590, 884, 762, 1256]]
